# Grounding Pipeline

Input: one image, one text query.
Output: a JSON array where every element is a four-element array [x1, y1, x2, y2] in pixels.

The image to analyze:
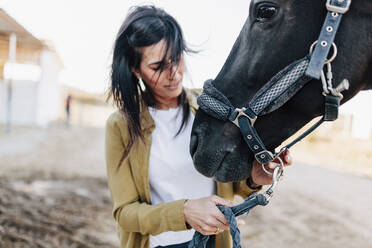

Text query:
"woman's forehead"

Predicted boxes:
[[141, 39, 172, 65]]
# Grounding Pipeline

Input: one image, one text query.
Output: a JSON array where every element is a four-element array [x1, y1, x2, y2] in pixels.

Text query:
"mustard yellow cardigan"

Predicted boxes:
[[105, 88, 257, 248]]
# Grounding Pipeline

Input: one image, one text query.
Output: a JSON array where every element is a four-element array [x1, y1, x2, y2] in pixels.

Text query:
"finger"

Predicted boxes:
[[284, 151, 292, 166], [199, 224, 222, 235], [280, 149, 292, 166], [194, 225, 202, 233], [210, 195, 233, 208], [204, 212, 229, 230], [195, 225, 211, 235], [271, 153, 291, 168], [259, 167, 274, 185], [267, 162, 279, 170], [211, 210, 230, 230]]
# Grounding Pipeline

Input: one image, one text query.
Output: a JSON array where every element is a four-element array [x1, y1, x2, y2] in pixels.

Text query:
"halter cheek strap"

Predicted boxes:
[[306, 0, 351, 79]]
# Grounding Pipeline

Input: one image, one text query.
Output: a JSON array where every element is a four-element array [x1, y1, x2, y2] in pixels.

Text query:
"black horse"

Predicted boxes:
[[190, 0, 372, 182]]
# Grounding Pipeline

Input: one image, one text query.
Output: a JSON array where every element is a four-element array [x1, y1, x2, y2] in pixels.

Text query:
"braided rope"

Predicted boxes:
[[188, 193, 269, 248]]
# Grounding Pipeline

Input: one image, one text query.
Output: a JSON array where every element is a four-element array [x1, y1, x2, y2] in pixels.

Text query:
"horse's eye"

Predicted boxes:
[[256, 5, 278, 21]]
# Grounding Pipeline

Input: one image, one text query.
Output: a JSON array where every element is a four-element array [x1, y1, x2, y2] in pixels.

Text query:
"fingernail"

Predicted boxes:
[[269, 163, 276, 169]]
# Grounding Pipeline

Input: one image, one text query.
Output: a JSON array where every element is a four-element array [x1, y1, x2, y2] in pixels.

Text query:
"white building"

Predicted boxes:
[[340, 91, 372, 139], [0, 8, 63, 128]]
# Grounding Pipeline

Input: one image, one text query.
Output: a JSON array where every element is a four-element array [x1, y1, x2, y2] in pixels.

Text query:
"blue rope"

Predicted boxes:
[[188, 193, 269, 248]]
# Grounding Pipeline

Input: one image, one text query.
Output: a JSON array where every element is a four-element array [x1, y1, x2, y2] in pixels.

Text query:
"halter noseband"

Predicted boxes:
[[197, 0, 352, 165]]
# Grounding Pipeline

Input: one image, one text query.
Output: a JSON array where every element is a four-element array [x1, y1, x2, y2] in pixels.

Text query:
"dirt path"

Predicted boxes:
[[0, 125, 119, 247], [0, 176, 117, 248], [1, 125, 371, 247]]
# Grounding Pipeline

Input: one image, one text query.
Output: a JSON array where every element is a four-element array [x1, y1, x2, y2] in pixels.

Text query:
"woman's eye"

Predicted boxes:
[[151, 62, 171, 71], [256, 5, 278, 21]]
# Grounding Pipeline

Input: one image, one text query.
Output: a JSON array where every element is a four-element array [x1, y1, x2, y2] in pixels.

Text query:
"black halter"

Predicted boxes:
[[198, 0, 352, 165]]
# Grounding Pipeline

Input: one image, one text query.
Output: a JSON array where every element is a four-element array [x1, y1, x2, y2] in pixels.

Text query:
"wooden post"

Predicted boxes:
[[6, 33, 16, 134]]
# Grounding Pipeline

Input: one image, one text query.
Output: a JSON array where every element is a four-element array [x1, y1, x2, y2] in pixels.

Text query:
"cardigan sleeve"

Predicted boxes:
[[105, 112, 188, 235]]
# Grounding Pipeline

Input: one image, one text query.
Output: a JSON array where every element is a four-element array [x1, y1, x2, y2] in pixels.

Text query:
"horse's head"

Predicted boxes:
[[190, 0, 372, 182]]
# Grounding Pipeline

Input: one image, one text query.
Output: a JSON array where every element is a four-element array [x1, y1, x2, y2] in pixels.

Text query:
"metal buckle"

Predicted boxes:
[[255, 150, 274, 165], [326, 0, 351, 14], [231, 107, 257, 128]]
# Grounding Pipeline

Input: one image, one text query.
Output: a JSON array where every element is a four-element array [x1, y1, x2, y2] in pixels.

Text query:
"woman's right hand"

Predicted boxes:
[[183, 195, 233, 235]]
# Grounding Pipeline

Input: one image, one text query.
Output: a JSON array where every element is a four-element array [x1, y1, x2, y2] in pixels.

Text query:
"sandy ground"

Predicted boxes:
[[0, 124, 371, 248], [0, 124, 119, 248], [240, 164, 372, 248]]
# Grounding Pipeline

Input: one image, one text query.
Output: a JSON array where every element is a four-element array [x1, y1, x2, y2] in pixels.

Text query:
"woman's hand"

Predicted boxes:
[[250, 149, 292, 186], [184, 195, 233, 235]]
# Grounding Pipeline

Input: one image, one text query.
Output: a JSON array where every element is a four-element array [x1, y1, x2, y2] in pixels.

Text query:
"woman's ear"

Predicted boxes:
[[131, 67, 141, 79]]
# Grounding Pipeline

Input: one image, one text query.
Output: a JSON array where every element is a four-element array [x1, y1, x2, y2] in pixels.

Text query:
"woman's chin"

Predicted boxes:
[[165, 84, 183, 98]]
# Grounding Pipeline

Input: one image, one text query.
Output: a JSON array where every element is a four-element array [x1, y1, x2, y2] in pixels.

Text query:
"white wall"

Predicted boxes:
[[35, 49, 62, 127], [0, 81, 6, 123], [0, 80, 38, 126], [0, 49, 62, 127], [340, 91, 372, 139]]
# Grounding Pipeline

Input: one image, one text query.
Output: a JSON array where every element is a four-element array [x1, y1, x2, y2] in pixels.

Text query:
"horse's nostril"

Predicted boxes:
[[189, 133, 198, 157]]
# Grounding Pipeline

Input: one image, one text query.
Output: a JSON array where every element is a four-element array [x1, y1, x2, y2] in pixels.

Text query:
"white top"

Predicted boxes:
[[148, 106, 215, 248]]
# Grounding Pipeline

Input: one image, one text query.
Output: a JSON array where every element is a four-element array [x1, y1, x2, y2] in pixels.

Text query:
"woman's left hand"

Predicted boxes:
[[250, 149, 292, 186]]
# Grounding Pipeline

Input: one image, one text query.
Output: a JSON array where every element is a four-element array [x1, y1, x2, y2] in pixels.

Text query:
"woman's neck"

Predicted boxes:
[[154, 96, 179, 110]]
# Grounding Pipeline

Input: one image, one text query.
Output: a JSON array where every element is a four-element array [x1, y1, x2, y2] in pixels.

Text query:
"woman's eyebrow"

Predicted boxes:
[[148, 61, 162, 66], [149, 58, 172, 66]]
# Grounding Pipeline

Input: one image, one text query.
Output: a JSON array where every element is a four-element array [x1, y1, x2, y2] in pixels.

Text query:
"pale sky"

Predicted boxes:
[[1, 0, 250, 93], [1, 0, 372, 133]]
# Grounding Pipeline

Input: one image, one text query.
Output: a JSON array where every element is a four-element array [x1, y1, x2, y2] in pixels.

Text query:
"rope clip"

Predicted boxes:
[[263, 159, 284, 202]]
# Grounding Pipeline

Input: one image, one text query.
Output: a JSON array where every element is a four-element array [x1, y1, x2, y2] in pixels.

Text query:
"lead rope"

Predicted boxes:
[[188, 165, 284, 248]]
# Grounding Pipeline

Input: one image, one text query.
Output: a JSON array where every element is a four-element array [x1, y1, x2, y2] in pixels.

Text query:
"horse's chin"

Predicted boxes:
[[192, 149, 253, 182], [214, 160, 252, 182]]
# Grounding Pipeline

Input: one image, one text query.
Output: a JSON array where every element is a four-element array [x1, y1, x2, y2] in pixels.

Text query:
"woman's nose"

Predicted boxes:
[[168, 65, 181, 81]]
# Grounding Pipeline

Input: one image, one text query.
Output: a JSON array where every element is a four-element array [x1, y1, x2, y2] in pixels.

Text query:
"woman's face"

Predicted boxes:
[[134, 39, 184, 106]]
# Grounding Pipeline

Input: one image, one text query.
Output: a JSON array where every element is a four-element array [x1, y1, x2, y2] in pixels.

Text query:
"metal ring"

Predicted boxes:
[[261, 163, 273, 175], [309, 41, 338, 64], [261, 157, 284, 176], [273, 157, 284, 182]]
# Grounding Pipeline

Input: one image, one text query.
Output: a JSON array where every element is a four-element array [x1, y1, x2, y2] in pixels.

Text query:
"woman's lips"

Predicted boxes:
[[165, 81, 181, 90]]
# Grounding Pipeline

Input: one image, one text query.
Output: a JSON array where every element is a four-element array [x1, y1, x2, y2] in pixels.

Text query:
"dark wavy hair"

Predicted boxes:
[[109, 5, 193, 167]]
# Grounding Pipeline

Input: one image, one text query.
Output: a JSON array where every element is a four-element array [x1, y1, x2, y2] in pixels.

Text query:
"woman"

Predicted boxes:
[[106, 5, 292, 248]]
